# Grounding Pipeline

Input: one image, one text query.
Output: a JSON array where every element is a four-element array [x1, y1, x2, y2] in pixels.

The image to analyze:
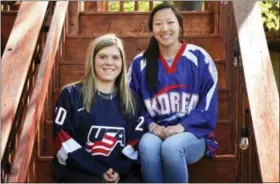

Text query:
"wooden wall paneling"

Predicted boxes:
[[218, 90, 231, 120], [43, 123, 54, 156], [37, 159, 52, 183], [233, 2, 279, 182], [78, 12, 214, 37], [215, 122, 233, 154], [189, 156, 236, 182], [59, 64, 85, 87], [216, 62, 226, 89]]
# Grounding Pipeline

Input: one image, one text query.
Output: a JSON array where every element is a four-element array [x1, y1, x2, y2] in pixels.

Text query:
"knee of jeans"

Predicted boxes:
[[139, 133, 161, 153], [161, 138, 184, 157]]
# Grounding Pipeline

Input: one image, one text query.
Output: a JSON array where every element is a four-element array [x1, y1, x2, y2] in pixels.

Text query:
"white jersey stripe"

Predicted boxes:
[[205, 53, 218, 110], [57, 138, 81, 165], [122, 145, 138, 160]]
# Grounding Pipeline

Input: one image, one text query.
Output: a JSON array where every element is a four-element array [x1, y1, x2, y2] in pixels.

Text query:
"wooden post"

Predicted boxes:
[[233, 2, 279, 182], [84, 2, 97, 12], [149, 1, 153, 11], [97, 1, 104, 12], [105, 1, 108, 12], [134, 1, 138, 11], [120, 1, 124, 12]]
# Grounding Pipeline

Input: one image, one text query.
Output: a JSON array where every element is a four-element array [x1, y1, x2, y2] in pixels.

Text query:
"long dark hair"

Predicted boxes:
[[144, 3, 184, 93]]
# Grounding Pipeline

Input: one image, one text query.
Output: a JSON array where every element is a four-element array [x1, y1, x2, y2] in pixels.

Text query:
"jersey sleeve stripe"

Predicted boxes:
[[127, 140, 138, 148], [121, 140, 139, 160], [122, 145, 138, 160], [54, 130, 81, 165], [54, 129, 71, 153], [205, 56, 218, 110]]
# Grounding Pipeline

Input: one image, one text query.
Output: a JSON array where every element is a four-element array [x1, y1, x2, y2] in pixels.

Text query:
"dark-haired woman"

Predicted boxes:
[[128, 3, 218, 183]]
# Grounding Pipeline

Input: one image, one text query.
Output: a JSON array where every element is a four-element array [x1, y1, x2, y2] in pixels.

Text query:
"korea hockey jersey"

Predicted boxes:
[[128, 42, 218, 158], [52, 84, 145, 178]]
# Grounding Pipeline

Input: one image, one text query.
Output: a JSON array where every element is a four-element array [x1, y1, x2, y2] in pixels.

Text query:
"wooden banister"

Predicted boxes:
[[233, 2, 279, 182], [1, 1, 49, 161], [7, 2, 69, 182]]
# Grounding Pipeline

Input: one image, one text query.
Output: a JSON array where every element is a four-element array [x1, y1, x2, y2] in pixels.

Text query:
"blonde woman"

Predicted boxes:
[[52, 34, 144, 183]]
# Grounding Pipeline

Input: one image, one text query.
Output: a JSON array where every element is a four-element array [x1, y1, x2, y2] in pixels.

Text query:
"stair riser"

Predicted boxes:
[[78, 13, 214, 37], [64, 36, 223, 63]]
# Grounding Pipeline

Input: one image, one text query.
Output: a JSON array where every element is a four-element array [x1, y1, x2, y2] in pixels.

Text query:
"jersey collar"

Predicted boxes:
[[159, 41, 187, 74]]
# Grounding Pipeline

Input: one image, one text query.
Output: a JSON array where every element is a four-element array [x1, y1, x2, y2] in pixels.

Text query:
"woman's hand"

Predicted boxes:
[[163, 124, 185, 140], [149, 122, 165, 139], [103, 168, 120, 183]]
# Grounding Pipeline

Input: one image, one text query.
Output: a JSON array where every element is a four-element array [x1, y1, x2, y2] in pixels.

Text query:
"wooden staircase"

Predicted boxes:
[[2, 1, 271, 182], [36, 2, 238, 182]]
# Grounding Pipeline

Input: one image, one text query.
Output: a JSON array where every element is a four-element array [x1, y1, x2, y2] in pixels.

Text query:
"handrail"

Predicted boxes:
[[233, 2, 279, 182], [7, 2, 69, 182], [1, 1, 49, 161]]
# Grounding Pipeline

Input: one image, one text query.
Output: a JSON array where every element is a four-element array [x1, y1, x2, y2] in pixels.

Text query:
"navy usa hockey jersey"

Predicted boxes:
[[52, 84, 145, 178], [128, 42, 218, 158]]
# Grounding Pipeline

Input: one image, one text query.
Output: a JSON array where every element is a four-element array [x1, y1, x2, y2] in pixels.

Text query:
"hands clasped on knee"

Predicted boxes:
[[148, 122, 185, 140]]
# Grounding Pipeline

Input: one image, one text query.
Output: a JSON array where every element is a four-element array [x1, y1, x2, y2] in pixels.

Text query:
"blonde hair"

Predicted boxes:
[[69, 33, 135, 114]]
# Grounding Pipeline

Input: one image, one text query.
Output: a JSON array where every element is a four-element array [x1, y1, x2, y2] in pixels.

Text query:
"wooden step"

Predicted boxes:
[[57, 59, 226, 89], [77, 11, 214, 37], [41, 118, 234, 157], [42, 88, 233, 160], [35, 154, 236, 183], [51, 88, 231, 122], [189, 155, 236, 182], [50, 89, 231, 121], [64, 34, 223, 64]]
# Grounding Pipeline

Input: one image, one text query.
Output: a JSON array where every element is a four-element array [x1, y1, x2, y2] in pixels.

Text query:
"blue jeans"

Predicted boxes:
[[139, 132, 206, 183]]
